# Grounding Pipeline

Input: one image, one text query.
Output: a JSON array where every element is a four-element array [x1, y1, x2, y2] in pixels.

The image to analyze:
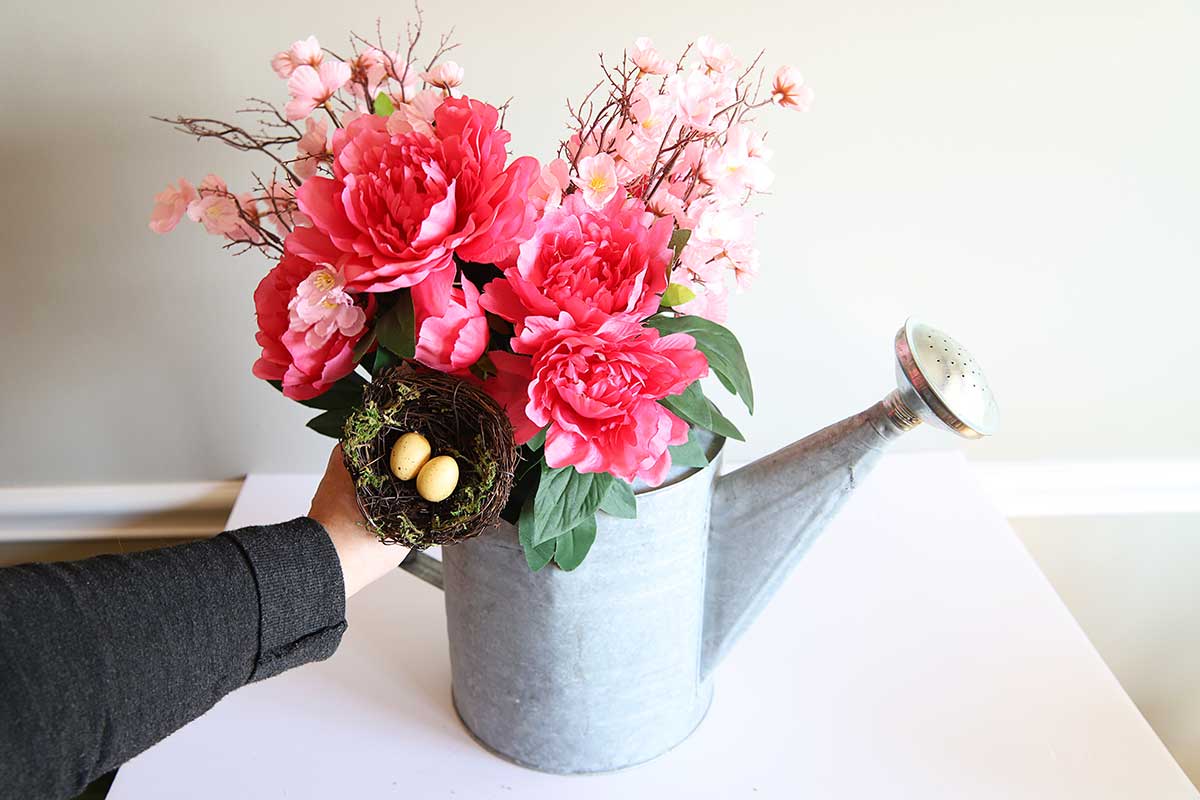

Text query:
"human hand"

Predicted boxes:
[[308, 446, 407, 598]]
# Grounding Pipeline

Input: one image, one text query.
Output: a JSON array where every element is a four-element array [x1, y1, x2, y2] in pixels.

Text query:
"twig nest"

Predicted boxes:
[[341, 366, 518, 548]]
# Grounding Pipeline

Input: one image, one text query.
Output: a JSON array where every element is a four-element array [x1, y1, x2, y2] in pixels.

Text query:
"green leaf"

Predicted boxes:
[[526, 427, 548, 451], [269, 372, 366, 411], [669, 228, 692, 263], [374, 290, 417, 360], [661, 283, 697, 307], [553, 514, 597, 571], [373, 347, 399, 374], [531, 463, 613, 546], [668, 427, 710, 468], [598, 478, 637, 518], [660, 381, 744, 441], [374, 92, 395, 116], [350, 329, 377, 367], [646, 315, 754, 414], [519, 492, 555, 571], [306, 407, 354, 439]]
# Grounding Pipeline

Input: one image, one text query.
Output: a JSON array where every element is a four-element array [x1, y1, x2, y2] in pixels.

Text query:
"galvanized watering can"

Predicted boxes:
[[398, 319, 998, 773]]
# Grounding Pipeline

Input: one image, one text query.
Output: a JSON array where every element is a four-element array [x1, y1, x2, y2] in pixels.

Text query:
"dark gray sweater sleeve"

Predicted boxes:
[[0, 517, 347, 799]]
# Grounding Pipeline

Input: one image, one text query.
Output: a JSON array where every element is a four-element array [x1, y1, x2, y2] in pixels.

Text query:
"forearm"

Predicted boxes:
[[0, 518, 346, 799]]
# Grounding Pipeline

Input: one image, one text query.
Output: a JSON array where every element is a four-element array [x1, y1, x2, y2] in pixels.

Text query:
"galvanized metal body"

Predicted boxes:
[[441, 443, 724, 774], [391, 319, 999, 774]]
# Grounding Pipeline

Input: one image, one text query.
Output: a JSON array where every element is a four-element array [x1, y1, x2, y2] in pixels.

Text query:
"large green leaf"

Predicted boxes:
[[668, 427, 710, 468], [531, 463, 613, 546], [306, 407, 354, 439], [519, 493, 555, 571], [374, 290, 416, 360], [269, 372, 366, 411], [646, 315, 754, 414], [660, 381, 744, 441], [553, 514, 597, 571], [598, 478, 637, 519]]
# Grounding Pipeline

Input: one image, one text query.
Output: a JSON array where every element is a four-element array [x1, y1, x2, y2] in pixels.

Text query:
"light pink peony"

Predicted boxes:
[[415, 278, 489, 373], [148, 178, 196, 233], [510, 312, 708, 485], [480, 193, 673, 334], [291, 97, 540, 315], [252, 252, 374, 400]]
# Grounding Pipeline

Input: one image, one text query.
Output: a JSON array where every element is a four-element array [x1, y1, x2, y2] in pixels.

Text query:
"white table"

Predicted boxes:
[[110, 454, 1198, 799]]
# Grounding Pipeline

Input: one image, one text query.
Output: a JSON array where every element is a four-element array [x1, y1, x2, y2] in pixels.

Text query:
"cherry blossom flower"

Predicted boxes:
[[186, 193, 240, 236], [630, 89, 674, 142], [271, 36, 323, 79], [695, 36, 738, 74], [261, 181, 309, 235], [148, 178, 196, 233], [528, 158, 570, 213], [666, 68, 735, 132], [421, 61, 464, 91], [630, 37, 671, 75], [294, 117, 328, 179], [285, 61, 352, 120], [700, 124, 774, 199], [572, 153, 620, 210], [771, 66, 814, 111], [289, 267, 368, 349]]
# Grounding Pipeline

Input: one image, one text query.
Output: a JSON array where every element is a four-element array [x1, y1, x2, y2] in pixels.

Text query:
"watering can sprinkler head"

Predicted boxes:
[[883, 318, 1000, 439]]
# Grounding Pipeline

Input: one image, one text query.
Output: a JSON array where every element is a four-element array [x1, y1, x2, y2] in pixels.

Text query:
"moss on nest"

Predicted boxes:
[[341, 366, 517, 549]]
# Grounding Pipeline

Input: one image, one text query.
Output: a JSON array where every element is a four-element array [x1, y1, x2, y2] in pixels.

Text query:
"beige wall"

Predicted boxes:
[[1, 0, 1197, 484]]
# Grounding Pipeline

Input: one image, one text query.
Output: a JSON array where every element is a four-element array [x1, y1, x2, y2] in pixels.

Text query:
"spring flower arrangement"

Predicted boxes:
[[150, 14, 811, 571]]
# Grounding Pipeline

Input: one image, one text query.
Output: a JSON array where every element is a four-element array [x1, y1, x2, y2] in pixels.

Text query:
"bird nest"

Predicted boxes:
[[340, 366, 518, 548]]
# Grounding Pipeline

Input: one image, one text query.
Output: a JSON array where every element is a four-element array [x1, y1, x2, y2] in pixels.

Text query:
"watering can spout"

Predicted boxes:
[[699, 319, 998, 680]]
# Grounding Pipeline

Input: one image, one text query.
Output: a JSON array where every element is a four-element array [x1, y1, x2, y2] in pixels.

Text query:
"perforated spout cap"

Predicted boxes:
[[889, 318, 999, 439]]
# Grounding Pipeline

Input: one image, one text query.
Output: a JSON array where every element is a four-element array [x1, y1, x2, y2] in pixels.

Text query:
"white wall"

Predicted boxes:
[[1, 0, 1197, 484], [1, 1, 1197, 781]]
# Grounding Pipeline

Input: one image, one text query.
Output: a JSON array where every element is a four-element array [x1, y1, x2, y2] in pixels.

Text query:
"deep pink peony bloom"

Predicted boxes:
[[481, 350, 542, 444], [414, 278, 488, 373], [511, 311, 708, 485], [292, 97, 540, 315], [252, 251, 374, 401], [480, 193, 673, 334]]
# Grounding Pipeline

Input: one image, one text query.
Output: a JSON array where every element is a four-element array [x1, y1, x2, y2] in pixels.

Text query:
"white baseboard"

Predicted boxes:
[[1, 460, 1198, 542]]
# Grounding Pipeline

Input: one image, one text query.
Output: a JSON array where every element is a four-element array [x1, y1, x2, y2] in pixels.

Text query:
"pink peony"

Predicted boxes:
[[415, 278, 489, 373], [148, 178, 197, 233], [291, 97, 540, 313], [252, 252, 374, 401], [510, 312, 708, 485], [481, 350, 542, 444], [480, 193, 673, 334]]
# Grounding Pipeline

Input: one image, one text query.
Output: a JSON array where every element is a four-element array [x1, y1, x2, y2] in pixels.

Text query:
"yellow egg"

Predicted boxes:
[[389, 432, 432, 481], [416, 455, 460, 502]]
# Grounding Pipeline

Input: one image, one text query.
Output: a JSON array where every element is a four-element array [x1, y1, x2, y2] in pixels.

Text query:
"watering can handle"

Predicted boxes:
[[399, 549, 445, 590]]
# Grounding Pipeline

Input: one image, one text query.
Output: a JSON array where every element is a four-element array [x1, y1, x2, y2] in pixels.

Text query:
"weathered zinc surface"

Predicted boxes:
[[442, 444, 722, 774]]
